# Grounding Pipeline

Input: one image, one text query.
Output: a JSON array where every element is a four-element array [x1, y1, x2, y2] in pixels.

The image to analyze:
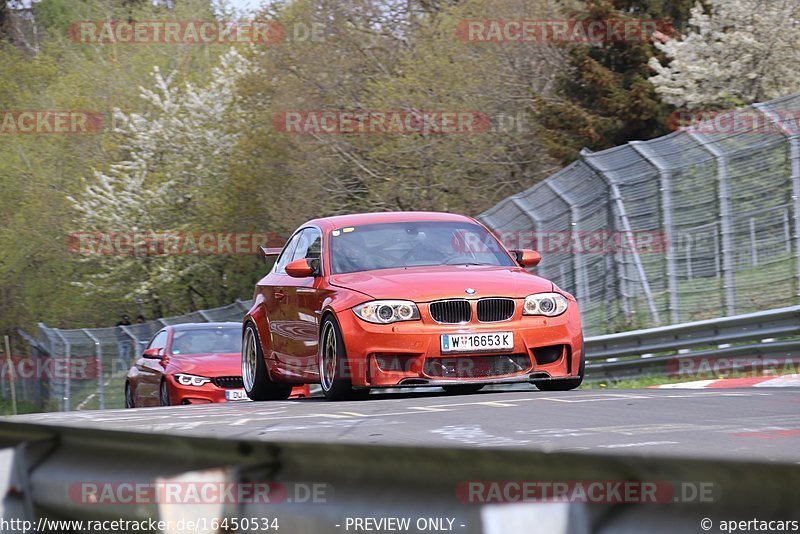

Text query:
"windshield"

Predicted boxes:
[[169, 327, 242, 355], [330, 221, 515, 274]]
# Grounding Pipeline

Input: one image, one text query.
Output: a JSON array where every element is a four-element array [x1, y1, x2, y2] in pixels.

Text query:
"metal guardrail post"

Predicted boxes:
[[688, 131, 736, 316], [631, 141, 680, 324], [545, 181, 589, 303], [82, 330, 104, 410], [581, 150, 660, 325], [754, 103, 800, 298], [52, 330, 71, 412]]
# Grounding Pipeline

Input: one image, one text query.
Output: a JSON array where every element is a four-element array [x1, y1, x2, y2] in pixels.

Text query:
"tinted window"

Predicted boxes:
[[291, 227, 322, 265], [330, 221, 515, 274], [274, 231, 302, 274], [169, 327, 242, 355], [148, 331, 168, 350]]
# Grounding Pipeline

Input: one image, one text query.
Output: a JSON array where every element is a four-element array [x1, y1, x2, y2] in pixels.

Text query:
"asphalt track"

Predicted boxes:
[[10, 387, 800, 463]]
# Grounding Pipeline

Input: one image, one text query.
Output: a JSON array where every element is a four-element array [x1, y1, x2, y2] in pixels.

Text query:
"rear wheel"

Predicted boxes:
[[442, 384, 484, 395], [124, 382, 134, 408], [242, 322, 293, 401], [319, 315, 369, 401]]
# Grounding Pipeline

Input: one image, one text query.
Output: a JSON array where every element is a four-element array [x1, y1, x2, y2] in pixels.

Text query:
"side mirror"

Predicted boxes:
[[142, 347, 163, 359], [511, 249, 541, 268], [285, 258, 316, 278]]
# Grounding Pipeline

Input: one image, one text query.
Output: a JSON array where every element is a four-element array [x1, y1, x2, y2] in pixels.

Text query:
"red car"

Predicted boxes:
[[243, 211, 583, 401], [125, 322, 308, 407]]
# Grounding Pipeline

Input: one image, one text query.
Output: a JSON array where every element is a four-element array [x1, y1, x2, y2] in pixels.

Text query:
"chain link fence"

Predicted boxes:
[[25, 300, 253, 411], [11, 94, 800, 411], [479, 93, 800, 334]]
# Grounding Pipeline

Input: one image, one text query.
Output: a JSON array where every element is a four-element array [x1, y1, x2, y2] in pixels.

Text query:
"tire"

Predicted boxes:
[[534, 345, 585, 391], [319, 315, 369, 401], [242, 322, 292, 401], [442, 384, 484, 395], [159, 379, 171, 406], [124, 382, 135, 408]]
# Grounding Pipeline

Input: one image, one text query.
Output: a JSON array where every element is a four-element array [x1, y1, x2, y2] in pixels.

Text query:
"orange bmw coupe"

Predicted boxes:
[[242, 211, 583, 401]]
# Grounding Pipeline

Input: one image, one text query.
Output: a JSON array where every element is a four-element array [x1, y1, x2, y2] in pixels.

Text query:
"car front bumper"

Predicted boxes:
[[336, 301, 583, 388]]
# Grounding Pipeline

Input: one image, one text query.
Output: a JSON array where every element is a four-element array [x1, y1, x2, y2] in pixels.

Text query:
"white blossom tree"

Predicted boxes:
[[69, 49, 251, 310], [649, 0, 800, 109]]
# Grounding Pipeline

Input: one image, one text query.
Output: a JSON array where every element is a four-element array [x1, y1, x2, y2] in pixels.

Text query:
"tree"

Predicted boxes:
[[69, 49, 251, 316], [532, 0, 692, 164], [649, 0, 800, 109]]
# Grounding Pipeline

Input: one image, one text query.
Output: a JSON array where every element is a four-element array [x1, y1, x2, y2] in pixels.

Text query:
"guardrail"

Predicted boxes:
[[0, 420, 798, 532], [584, 305, 800, 380]]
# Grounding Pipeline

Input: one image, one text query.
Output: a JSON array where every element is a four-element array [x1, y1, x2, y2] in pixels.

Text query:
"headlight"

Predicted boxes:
[[523, 292, 568, 317], [174, 374, 211, 387], [353, 300, 421, 324]]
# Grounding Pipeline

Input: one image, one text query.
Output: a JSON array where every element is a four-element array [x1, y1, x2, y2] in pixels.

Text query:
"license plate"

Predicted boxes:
[[441, 332, 513, 353], [225, 389, 249, 401]]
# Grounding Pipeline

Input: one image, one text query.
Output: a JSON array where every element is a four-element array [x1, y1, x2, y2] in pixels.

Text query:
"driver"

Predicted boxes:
[[334, 231, 369, 273]]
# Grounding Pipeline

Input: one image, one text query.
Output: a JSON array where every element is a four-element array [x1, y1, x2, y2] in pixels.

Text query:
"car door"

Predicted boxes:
[[256, 230, 302, 362], [135, 329, 168, 406], [271, 227, 325, 377]]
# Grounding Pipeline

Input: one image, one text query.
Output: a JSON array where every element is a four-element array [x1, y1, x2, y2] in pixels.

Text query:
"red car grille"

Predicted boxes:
[[423, 354, 530, 378], [211, 376, 243, 389]]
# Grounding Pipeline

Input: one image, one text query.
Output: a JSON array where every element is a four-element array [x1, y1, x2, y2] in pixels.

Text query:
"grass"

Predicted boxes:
[[582, 252, 798, 336], [0, 397, 48, 415], [72, 371, 127, 410], [584, 365, 799, 389]]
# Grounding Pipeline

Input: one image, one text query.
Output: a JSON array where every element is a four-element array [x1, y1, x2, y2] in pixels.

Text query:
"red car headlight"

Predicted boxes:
[[174, 374, 212, 387], [353, 300, 421, 324]]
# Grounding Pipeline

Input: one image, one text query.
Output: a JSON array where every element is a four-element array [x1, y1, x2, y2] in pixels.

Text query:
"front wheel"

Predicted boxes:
[[319, 315, 369, 401], [242, 322, 293, 401], [159, 379, 171, 406], [124, 382, 135, 408]]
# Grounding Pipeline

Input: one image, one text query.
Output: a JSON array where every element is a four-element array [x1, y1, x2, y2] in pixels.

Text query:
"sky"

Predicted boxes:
[[226, 0, 264, 12]]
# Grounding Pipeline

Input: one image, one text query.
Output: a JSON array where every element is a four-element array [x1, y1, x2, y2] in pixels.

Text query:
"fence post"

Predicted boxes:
[[82, 330, 104, 410], [509, 195, 545, 266], [198, 310, 214, 322], [545, 181, 589, 303], [688, 132, 736, 316], [581, 151, 660, 325], [631, 141, 679, 324], [754, 103, 800, 298], [53, 329, 71, 412]]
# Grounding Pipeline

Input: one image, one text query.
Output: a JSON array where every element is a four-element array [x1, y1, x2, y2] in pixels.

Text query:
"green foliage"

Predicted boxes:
[[533, 0, 693, 164], [0, 0, 748, 342]]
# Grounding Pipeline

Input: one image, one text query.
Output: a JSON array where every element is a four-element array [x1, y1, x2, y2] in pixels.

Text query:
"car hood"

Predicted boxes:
[[329, 265, 553, 302], [168, 352, 240, 376]]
